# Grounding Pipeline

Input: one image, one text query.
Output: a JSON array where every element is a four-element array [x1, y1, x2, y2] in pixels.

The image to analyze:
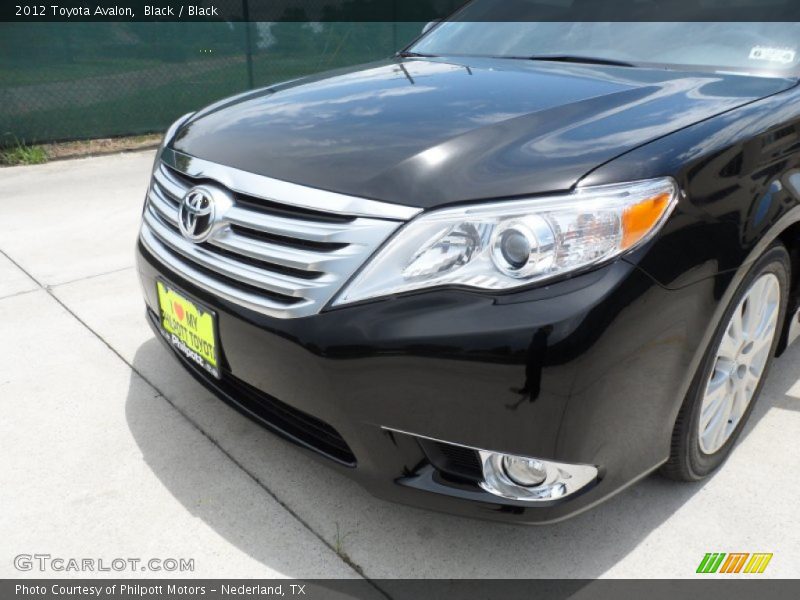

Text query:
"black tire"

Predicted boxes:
[[661, 243, 790, 481]]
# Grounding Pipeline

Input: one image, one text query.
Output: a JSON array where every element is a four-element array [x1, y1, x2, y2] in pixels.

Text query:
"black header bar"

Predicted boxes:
[[4, 0, 800, 22], [6, 579, 800, 600]]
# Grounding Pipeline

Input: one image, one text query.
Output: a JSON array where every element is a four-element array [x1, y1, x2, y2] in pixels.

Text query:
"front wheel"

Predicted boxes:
[[662, 244, 789, 481]]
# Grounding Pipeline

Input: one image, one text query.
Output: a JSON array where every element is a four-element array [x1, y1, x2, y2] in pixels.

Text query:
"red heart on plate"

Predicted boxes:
[[173, 301, 185, 321]]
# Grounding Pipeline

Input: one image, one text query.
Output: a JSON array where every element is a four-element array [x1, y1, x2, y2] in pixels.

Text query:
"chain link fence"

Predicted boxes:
[[0, 7, 459, 147]]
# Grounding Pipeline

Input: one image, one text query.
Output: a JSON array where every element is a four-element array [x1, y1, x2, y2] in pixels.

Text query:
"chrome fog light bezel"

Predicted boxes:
[[382, 426, 599, 503], [479, 451, 598, 502]]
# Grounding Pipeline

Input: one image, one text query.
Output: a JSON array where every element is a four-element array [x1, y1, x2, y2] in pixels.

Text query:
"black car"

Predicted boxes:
[[136, 11, 800, 523]]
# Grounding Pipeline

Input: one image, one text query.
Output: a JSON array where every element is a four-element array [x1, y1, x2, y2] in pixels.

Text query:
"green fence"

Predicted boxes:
[[0, 21, 434, 147]]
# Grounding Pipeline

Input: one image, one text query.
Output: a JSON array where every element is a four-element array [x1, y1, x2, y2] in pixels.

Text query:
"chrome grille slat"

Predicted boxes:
[[140, 226, 313, 317], [224, 206, 396, 245], [148, 185, 179, 226], [149, 184, 360, 272], [153, 165, 186, 202], [144, 208, 332, 298], [211, 228, 360, 272], [158, 161, 395, 245], [140, 151, 416, 318]]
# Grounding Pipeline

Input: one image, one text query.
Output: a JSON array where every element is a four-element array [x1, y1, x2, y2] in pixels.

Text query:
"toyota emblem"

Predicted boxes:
[[179, 186, 218, 242]]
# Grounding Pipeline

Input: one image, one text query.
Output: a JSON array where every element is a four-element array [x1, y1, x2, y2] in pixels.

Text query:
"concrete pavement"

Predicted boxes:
[[1, 152, 799, 580]]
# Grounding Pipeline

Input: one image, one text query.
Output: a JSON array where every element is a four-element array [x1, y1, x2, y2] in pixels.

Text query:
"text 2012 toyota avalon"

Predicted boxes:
[[136, 13, 800, 523]]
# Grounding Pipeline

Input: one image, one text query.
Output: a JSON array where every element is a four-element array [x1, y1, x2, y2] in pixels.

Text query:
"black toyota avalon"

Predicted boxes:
[[136, 9, 800, 523]]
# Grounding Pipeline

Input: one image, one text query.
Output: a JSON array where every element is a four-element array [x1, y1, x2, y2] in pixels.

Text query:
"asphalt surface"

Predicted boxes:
[[1, 152, 799, 580]]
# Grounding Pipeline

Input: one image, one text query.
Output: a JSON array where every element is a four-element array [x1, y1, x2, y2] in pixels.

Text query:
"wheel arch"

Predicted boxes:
[[664, 220, 797, 455], [775, 221, 800, 355]]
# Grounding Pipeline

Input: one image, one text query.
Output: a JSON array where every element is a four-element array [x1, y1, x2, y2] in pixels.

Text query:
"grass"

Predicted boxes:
[[0, 133, 166, 166], [332, 522, 367, 576], [334, 522, 353, 559], [0, 137, 48, 166], [42, 134, 162, 161]]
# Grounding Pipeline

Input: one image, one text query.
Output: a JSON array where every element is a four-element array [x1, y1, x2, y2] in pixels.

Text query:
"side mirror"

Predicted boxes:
[[422, 21, 439, 34]]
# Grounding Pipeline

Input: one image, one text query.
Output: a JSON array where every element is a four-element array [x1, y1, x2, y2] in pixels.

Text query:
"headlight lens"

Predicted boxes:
[[333, 177, 678, 306]]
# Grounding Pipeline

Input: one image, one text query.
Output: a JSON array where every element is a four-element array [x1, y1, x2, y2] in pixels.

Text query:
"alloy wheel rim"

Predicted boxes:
[[698, 273, 780, 454]]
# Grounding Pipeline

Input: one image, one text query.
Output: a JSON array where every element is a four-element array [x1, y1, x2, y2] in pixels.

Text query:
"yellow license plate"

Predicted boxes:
[[156, 280, 220, 379]]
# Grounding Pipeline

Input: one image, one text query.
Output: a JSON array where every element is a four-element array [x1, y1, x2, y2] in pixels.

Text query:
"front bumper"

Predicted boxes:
[[137, 239, 714, 523]]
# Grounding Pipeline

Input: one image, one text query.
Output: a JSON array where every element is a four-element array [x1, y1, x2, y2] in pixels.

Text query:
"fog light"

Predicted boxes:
[[480, 451, 598, 502], [502, 455, 547, 487], [381, 426, 599, 504]]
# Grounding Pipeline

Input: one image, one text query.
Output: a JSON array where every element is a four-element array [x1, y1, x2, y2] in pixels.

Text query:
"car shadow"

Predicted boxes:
[[124, 336, 799, 580]]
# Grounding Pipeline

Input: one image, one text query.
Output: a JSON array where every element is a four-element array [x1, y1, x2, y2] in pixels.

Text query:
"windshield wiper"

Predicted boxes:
[[397, 51, 439, 58], [524, 54, 636, 67], [397, 51, 635, 67]]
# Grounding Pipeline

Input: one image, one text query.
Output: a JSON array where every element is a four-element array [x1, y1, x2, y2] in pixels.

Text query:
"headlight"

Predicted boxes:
[[333, 177, 678, 306]]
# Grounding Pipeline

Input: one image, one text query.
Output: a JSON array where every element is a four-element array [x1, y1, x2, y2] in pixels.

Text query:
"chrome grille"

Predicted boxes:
[[140, 148, 420, 318]]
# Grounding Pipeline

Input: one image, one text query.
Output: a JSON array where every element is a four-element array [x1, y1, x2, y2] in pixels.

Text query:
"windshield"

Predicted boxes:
[[410, 5, 800, 76]]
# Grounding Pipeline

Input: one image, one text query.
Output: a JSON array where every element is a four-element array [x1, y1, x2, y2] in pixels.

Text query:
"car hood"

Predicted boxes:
[[172, 57, 795, 209]]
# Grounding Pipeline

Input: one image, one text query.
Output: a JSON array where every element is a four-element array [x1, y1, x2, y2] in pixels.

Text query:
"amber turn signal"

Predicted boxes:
[[621, 192, 673, 250]]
